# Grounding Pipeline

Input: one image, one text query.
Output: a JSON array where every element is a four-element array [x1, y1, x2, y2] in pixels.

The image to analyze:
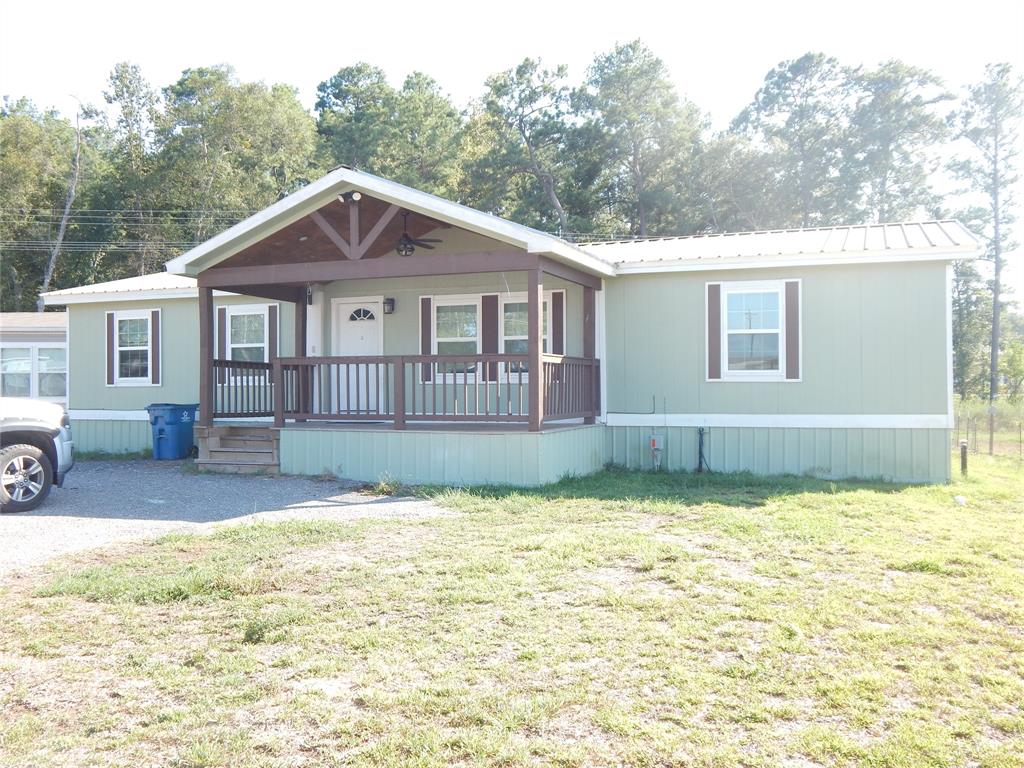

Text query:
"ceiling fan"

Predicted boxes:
[[396, 211, 442, 256]]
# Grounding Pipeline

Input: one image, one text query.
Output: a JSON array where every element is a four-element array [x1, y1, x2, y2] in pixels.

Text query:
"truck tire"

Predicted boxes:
[[0, 443, 53, 513]]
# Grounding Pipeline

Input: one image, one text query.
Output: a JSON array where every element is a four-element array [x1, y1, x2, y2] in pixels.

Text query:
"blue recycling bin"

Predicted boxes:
[[146, 403, 199, 460]]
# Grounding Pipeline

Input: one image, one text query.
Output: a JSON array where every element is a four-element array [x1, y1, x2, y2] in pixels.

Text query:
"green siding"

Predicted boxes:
[[279, 424, 604, 487], [68, 296, 295, 410], [604, 262, 949, 416], [73, 419, 152, 454], [604, 425, 950, 483]]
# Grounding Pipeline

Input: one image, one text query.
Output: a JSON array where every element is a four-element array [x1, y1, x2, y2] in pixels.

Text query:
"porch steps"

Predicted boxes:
[[195, 424, 279, 475]]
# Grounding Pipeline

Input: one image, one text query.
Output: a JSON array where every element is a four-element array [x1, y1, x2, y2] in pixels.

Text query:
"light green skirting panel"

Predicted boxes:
[[73, 419, 152, 454], [605, 426, 951, 484], [279, 425, 605, 487]]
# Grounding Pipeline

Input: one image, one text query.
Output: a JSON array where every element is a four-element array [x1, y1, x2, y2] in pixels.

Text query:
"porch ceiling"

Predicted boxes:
[[214, 196, 448, 269]]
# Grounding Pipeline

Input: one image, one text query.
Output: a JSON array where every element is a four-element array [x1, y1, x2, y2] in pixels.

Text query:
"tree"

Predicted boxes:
[[103, 62, 160, 275], [846, 61, 951, 222], [156, 66, 318, 241], [582, 41, 703, 237], [733, 53, 855, 228], [37, 108, 84, 310], [315, 63, 399, 172], [375, 73, 463, 198], [950, 63, 1023, 433], [480, 58, 573, 233]]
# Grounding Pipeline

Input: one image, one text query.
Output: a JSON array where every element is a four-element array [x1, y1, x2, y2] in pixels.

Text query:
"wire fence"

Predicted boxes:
[[952, 399, 1024, 461]]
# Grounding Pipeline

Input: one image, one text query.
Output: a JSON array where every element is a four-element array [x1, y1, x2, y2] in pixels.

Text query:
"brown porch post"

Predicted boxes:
[[528, 267, 543, 431], [198, 285, 214, 426], [294, 291, 309, 418], [583, 285, 596, 424]]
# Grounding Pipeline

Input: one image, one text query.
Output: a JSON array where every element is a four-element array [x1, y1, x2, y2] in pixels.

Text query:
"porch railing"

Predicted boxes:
[[542, 355, 600, 421], [211, 354, 599, 428], [212, 359, 274, 418]]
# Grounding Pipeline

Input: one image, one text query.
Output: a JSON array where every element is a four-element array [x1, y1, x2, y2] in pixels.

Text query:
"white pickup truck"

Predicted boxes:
[[0, 398, 74, 512]]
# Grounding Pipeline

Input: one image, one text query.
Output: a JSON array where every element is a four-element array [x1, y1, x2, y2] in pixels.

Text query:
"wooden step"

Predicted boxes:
[[196, 459, 279, 475], [219, 435, 277, 449], [208, 447, 277, 463]]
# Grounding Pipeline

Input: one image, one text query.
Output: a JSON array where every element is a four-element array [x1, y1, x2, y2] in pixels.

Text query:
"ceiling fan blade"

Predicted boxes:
[[416, 242, 436, 250], [415, 237, 443, 243]]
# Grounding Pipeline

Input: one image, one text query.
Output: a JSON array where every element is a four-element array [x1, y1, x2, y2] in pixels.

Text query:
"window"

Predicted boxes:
[[1, 345, 68, 403], [228, 310, 266, 362], [115, 311, 151, 383], [434, 299, 479, 374], [726, 289, 781, 372], [500, 296, 552, 374], [708, 280, 800, 382]]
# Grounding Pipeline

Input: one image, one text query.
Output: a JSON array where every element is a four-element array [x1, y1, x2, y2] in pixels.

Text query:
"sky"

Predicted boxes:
[[2, 0, 1023, 294]]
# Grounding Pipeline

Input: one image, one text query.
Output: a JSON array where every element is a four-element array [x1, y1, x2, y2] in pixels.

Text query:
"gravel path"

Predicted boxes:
[[0, 460, 447, 576]]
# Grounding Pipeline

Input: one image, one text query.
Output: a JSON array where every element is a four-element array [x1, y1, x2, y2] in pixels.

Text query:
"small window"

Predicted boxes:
[[116, 313, 151, 382], [349, 308, 375, 321], [229, 311, 266, 362], [709, 280, 798, 382], [501, 299, 549, 373], [0, 346, 67, 401], [1, 347, 31, 397], [434, 301, 479, 374], [726, 290, 781, 372]]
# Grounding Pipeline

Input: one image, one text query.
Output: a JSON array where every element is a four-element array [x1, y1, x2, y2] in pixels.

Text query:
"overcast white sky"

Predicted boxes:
[[2, 0, 1022, 294]]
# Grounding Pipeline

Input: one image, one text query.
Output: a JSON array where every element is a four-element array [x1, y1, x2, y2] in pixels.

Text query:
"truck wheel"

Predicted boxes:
[[0, 444, 53, 513]]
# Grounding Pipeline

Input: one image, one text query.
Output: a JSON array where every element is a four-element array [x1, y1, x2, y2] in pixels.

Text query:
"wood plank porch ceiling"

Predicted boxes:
[[213, 195, 449, 269]]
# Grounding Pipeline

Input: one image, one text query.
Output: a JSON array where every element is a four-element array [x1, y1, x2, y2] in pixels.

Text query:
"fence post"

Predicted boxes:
[[960, 440, 968, 476]]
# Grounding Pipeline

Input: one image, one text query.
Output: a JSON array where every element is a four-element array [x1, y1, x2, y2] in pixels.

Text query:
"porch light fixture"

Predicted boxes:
[[306, 286, 313, 306], [338, 191, 362, 204], [383, 298, 396, 315]]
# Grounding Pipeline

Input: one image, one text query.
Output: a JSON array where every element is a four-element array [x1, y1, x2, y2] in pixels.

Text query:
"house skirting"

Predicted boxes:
[[69, 411, 152, 454], [279, 424, 606, 487], [604, 425, 951, 484]]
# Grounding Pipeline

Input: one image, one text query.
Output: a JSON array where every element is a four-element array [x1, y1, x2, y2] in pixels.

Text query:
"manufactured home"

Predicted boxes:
[[42, 167, 980, 484]]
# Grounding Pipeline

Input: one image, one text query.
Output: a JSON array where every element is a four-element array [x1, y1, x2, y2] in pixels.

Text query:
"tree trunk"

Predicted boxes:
[[988, 126, 1002, 454], [37, 114, 83, 311]]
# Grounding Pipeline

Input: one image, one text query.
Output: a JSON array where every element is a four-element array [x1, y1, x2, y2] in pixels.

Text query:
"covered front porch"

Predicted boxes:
[[194, 187, 604, 435]]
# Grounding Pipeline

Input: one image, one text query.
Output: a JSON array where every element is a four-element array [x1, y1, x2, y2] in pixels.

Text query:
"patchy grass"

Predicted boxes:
[[1, 455, 1021, 767]]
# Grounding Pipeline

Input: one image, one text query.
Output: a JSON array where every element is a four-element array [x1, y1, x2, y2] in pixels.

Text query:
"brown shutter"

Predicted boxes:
[[707, 284, 722, 380], [420, 297, 432, 381], [106, 312, 115, 385], [551, 291, 565, 355], [217, 307, 227, 383], [481, 294, 499, 380], [267, 304, 278, 360], [150, 310, 161, 385], [785, 280, 800, 380]]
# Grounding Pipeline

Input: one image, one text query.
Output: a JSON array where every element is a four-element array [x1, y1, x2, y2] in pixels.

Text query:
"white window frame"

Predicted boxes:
[[719, 280, 787, 383], [223, 303, 271, 364], [111, 309, 155, 386], [499, 290, 562, 379], [431, 294, 482, 381], [0, 343, 68, 404]]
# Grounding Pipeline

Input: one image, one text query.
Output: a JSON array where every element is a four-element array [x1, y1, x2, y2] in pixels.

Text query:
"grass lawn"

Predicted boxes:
[[1, 456, 1022, 767]]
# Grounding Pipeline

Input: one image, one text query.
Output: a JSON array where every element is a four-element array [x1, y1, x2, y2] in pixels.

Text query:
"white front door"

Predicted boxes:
[[332, 299, 383, 413]]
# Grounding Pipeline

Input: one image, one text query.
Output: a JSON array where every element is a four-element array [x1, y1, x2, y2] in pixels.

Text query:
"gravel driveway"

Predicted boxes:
[[0, 460, 445, 575]]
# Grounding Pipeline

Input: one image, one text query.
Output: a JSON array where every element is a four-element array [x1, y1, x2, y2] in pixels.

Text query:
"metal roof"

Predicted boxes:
[[40, 273, 201, 305], [581, 220, 982, 271], [0, 311, 68, 332]]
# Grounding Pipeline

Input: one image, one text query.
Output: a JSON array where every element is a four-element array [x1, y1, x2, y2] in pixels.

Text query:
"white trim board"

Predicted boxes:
[[605, 413, 954, 429]]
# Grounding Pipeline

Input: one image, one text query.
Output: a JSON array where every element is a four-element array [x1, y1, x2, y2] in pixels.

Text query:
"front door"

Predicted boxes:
[[332, 299, 383, 414]]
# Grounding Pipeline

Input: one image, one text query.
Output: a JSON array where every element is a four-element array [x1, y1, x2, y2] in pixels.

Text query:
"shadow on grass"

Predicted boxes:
[[419, 464, 914, 509]]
